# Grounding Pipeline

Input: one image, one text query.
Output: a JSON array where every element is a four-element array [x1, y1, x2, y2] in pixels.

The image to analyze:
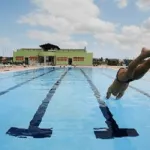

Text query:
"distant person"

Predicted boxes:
[[106, 47, 150, 99], [23, 63, 26, 68]]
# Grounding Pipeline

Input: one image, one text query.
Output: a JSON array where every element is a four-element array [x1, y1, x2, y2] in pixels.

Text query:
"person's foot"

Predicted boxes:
[[141, 47, 150, 57]]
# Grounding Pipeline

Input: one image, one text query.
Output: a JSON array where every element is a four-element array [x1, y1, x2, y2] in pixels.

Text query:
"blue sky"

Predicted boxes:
[[0, 0, 150, 58]]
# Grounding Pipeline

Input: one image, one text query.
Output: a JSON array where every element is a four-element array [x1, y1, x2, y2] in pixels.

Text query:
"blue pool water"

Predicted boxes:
[[0, 67, 150, 150]]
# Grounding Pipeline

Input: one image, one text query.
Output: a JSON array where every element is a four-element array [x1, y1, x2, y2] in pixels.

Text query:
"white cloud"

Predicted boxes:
[[17, 0, 150, 58], [18, 0, 116, 51], [142, 17, 150, 29], [27, 30, 71, 42], [0, 38, 11, 45], [60, 41, 88, 49], [0, 37, 20, 57], [27, 30, 88, 48], [0, 38, 11, 56], [115, 0, 128, 8], [94, 19, 150, 57], [136, 0, 150, 10], [114, 0, 150, 11], [18, 0, 116, 35]]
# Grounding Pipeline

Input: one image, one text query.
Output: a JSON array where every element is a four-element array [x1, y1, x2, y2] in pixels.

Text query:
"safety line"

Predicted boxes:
[[6, 69, 68, 138], [80, 69, 139, 139]]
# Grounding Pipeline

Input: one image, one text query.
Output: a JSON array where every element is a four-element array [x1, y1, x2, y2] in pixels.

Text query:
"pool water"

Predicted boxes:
[[0, 67, 150, 150]]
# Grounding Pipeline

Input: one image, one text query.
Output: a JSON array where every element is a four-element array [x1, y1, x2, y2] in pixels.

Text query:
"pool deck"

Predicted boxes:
[[0, 65, 53, 73], [0, 66, 38, 73], [1, 65, 148, 73], [0, 65, 120, 73]]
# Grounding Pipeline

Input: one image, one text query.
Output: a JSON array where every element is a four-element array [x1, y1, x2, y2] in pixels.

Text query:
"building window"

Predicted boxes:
[[30, 56, 38, 61], [57, 57, 60, 61], [57, 57, 68, 61], [73, 57, 84, 61], [62, 57, 67, 61], [73, 57, 77, 61], [60, 57, 63, 61], [16, 56, 24, 61]]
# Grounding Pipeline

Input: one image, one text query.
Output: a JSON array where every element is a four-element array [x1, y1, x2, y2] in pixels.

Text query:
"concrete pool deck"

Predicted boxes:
[[0, 65, 149, 74], [0, 65, 124, 73], [0, 66, 40, 73], [0, 65, 116, 73]]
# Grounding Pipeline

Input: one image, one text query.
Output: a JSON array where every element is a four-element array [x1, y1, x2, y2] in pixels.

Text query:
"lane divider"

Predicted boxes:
[[0, 68, 55, 97], [0, 68, 43, 80], [80, 69, 139, 139], [6, 69, 68, 138]]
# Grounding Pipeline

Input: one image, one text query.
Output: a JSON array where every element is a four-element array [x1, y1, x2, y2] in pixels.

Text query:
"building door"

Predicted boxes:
[[47, 56, 55, 65], [68, 58, 72, 65], [38, 56, 44, 64], [25, 57, 29, 65]]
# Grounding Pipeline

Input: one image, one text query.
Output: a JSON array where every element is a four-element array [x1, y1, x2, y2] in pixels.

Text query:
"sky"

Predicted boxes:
[[1, 0, 150, 59]]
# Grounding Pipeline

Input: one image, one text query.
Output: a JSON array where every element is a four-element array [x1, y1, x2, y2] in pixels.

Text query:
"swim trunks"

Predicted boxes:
[[116, 67, 134, 83]]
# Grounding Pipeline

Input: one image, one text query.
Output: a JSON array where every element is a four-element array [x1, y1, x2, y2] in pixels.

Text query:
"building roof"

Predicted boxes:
[[39, 43, 60, 51], [17, 48, 41, 51], [16, 43, 87, 52], [59, 49, 86, 52]]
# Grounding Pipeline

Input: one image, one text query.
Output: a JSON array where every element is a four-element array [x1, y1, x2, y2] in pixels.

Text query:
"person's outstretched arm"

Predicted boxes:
[[106, 87, 112, 99], [116, 92, 124, 99]]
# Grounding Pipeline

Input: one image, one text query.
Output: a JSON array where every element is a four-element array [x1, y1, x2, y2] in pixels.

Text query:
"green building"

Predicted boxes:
[[13, 43, 93, 66]]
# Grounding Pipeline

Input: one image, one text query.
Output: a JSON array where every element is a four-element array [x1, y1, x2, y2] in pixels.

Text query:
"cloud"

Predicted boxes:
[[18, 0, 116, 51], [17, 0, 150, 58], [0, 38, 11, 56], [0, 38, 11, 45], [27, 30, 71, 42], [114, 0, 150, 11], [18, 0, 116, 35], [0, 37, 20, 57], [136, 0, 150, 10], [27, 30, 88, 48], [115, 0, 128, 8], [94, 19, 150, 57]]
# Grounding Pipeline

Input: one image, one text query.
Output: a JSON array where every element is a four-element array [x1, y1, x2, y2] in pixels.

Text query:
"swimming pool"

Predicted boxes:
[[0, 67, 150, 150]]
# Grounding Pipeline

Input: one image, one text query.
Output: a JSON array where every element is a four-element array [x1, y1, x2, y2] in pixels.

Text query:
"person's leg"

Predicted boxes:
[[127, 48, 150, 77], [133, 58, 150, 80], [118, 48, 150, 81]]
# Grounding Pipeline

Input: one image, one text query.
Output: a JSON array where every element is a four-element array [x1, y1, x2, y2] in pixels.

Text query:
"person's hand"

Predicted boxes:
[[106, 87, 112, 99], [116, 92, 124, 100]]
